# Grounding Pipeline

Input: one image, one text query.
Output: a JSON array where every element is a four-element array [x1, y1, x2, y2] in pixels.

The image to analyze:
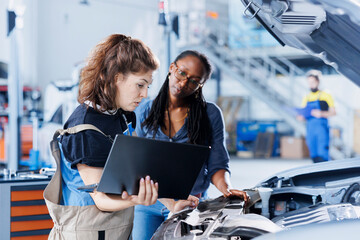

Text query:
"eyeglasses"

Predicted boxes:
[[173, 63, 203, 90]]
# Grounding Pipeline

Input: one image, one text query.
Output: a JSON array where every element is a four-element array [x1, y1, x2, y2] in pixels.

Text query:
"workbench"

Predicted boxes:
[[0, 174, 52, 240]]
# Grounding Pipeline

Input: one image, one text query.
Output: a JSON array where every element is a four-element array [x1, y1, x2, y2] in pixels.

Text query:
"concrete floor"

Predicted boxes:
[[207, 157, 313, 198]]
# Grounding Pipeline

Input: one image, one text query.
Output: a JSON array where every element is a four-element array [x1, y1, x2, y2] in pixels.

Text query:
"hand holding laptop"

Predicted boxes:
[[120, 175, 158, 206], [120, 175, 199, 212]]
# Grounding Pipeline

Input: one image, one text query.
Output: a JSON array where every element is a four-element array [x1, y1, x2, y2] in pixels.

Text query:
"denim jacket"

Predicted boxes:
[[135, 99, 230, 195]]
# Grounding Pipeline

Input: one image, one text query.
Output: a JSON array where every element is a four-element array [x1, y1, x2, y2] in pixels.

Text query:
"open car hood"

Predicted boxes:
[[258, 158, 360, 189], [152, 159, 360, 239], [240, 0, 360, 86]]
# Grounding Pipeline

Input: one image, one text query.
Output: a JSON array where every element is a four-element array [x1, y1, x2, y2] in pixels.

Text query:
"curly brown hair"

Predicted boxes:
[[78, 34, 159, 112]]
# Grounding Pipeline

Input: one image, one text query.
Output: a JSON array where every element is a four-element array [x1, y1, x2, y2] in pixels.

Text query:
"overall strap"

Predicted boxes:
[[52, 124, 113, 142], [45, 124, 111, 204]]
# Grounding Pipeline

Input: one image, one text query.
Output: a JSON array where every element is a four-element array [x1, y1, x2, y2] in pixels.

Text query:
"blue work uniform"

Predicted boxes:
[[301, 90, 335, 163], [132, 99, 230, 240]]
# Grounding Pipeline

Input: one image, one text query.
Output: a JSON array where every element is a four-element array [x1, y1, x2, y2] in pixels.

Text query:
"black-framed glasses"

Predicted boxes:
[[173, 63, 203, 90]]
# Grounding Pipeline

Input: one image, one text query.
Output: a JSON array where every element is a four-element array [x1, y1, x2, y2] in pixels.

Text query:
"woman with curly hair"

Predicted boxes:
[[44, 34, 196, 239]]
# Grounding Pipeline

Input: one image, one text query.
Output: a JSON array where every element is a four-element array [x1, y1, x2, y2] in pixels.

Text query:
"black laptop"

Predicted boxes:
[[96, 134, 211, 199]]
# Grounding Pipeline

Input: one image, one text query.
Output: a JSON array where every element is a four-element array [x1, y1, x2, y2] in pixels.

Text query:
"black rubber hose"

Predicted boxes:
[[341, 183, 360, 203]]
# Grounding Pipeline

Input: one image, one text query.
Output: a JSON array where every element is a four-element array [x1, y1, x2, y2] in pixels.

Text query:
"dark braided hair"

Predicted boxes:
[[142, 50, 212, 145]]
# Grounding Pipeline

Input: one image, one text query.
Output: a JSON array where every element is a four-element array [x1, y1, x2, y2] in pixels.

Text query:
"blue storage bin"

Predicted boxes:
[[236, 121, 259, 142], [236, 120, 280, 156]]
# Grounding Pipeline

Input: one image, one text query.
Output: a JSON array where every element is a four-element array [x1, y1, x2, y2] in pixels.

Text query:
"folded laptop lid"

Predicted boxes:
[[97, 134, 210, 199]]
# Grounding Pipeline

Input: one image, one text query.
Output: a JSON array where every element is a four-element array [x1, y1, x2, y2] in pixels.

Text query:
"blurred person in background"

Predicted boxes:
[[297, 70, 336, 163]]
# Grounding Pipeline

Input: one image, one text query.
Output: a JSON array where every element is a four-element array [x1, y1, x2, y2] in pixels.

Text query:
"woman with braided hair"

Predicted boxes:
[[133, 50, 248, 239]]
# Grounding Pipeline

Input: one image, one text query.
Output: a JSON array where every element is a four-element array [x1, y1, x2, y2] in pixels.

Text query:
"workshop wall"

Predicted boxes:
[[36, 0, 165, 98], [0, 0, 167, 103]]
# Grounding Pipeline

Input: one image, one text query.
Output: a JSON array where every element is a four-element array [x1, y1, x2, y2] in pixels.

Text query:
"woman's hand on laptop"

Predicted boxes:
[[121, 175, 159, 206]]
